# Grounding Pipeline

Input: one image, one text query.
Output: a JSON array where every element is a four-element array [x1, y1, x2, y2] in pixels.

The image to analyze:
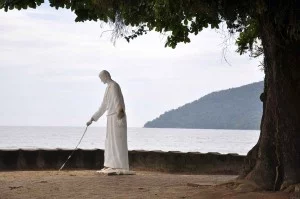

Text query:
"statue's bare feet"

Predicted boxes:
[[96, 167, 110, 173]]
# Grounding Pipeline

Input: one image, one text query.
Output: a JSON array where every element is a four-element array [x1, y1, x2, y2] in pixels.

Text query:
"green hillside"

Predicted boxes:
[[144, 81, 264, 130]]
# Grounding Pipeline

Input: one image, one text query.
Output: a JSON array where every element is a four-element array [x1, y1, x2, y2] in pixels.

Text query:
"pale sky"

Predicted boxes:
[[0, 3, 264, 127]]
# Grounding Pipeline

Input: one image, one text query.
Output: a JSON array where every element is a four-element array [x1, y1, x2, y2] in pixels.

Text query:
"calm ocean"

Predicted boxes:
[[0, 126, 259, 155]]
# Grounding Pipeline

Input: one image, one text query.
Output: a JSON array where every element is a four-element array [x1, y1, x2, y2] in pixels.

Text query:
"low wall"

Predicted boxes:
[[0, 149, 245, 174]]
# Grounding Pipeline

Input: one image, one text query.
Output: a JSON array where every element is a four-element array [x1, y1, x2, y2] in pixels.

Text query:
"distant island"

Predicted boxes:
[[144, 81, 264, 130]]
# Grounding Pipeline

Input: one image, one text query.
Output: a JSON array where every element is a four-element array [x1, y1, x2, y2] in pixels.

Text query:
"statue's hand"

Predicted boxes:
[[86, 118, 94, 126], [117, 109, 125, 120]]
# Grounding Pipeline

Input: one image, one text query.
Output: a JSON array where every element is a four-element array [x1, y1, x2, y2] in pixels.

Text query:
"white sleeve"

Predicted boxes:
[[92, 89, 108, 121], [112, 83, 125, 112]]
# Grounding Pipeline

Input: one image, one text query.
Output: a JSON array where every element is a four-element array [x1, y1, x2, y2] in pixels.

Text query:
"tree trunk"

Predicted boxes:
[[240, 11, 300, 191]]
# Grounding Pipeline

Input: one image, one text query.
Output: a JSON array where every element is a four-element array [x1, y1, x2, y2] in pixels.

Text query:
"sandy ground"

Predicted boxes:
[[0, 170, 292, 199]]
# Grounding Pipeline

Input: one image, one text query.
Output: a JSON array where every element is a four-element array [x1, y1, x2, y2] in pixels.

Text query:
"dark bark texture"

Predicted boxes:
[[241, 4, 300, 190]]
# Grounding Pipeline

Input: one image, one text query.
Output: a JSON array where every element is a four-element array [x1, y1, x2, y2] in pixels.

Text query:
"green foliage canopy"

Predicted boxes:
[[1, 0, 299, 55]]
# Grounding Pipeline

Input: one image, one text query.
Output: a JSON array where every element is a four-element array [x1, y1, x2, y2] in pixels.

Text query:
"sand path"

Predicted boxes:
[[0, 170, 290, 199]]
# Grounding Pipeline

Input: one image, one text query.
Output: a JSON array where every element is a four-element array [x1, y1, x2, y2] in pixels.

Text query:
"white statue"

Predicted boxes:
[[87, 70, 130, 175]]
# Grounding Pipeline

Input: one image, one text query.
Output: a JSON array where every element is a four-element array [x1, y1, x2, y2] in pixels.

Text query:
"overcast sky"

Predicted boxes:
[[0, 3, 264, 127]]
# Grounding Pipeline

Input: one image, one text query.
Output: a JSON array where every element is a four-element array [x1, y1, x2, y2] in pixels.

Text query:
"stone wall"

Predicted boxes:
[[0, 149, 245, 174]]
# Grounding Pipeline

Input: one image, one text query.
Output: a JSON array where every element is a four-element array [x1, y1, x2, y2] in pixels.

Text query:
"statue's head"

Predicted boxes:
[[99, 70, 111, 84]]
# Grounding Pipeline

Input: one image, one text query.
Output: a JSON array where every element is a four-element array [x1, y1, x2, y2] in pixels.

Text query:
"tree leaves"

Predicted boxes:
[[1, 0, 42, 11], [2, 0, 298, 54], [235, 18, 260, 55], [124, 24, 148, 43]]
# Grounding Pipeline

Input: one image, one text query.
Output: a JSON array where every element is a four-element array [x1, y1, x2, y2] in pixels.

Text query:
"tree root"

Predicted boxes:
[[216, 179, 300, 199], [282, 183, 300, 193], [215, 179, 262, 193]]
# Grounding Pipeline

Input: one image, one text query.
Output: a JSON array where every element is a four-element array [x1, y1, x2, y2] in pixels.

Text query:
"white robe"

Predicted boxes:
[[92, 80, 129, 170]]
